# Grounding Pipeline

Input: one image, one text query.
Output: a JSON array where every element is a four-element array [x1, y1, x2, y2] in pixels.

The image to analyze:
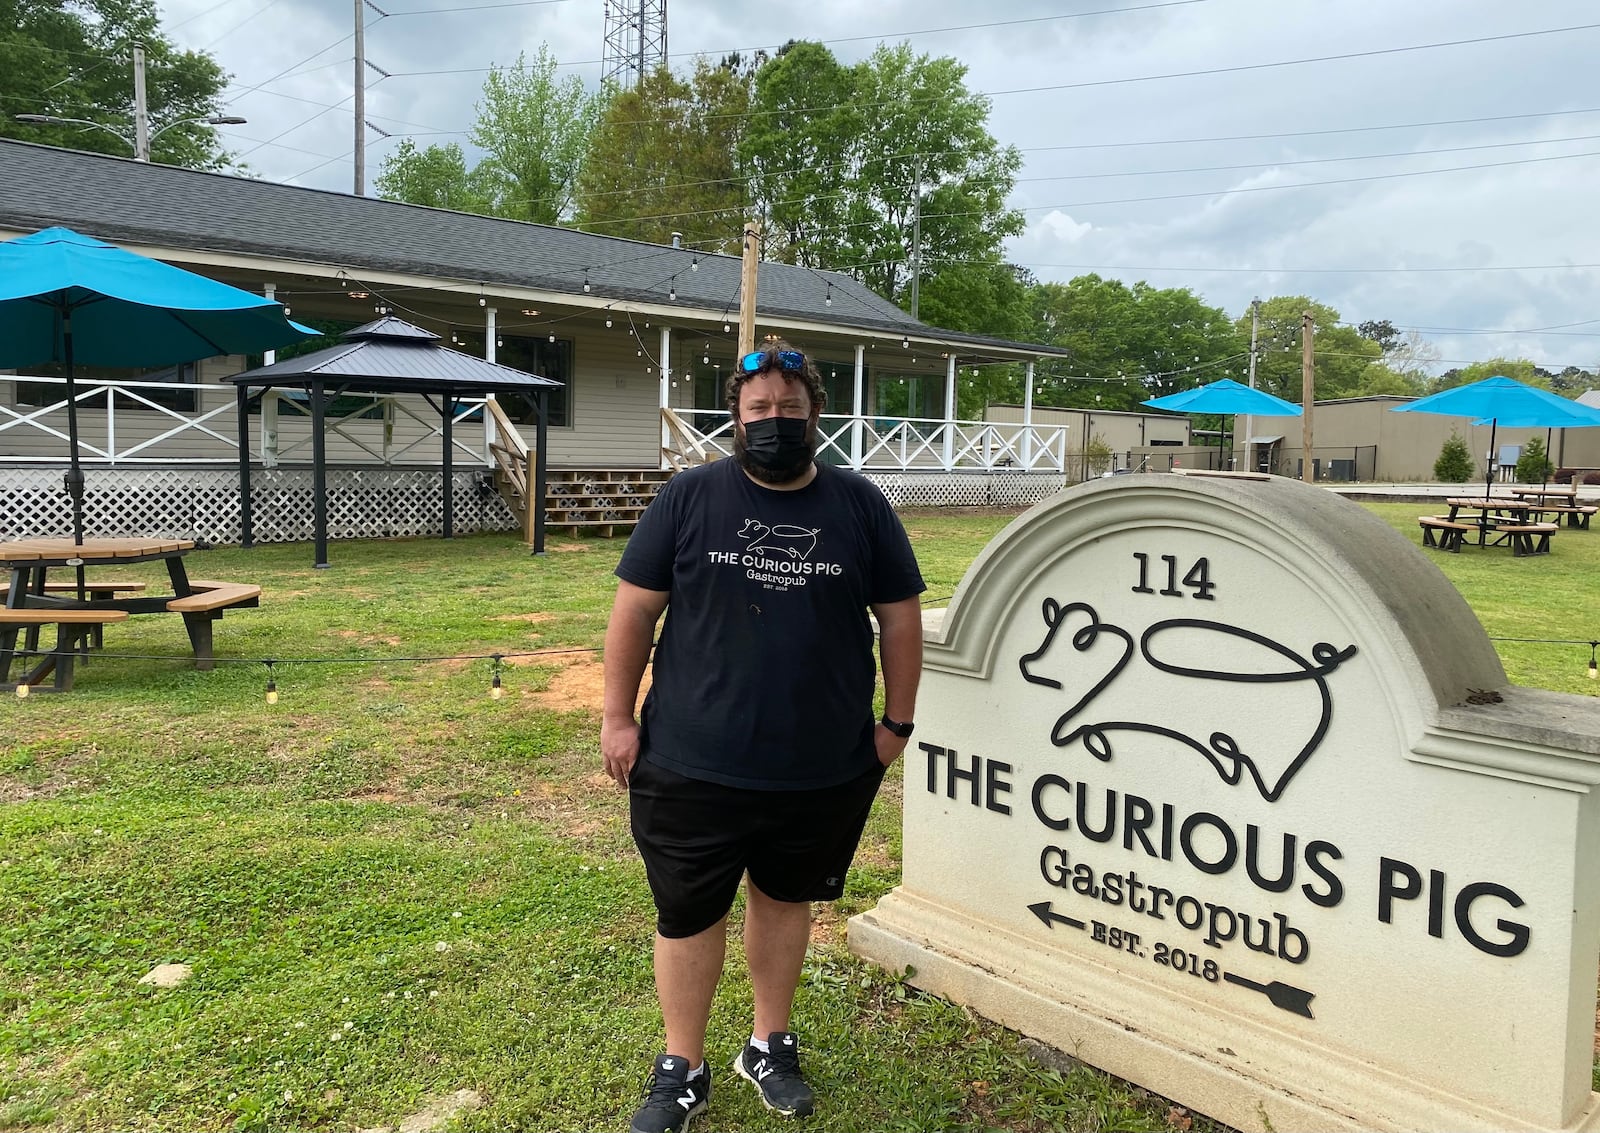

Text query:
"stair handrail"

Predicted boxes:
[[661, 406, 717, 471]]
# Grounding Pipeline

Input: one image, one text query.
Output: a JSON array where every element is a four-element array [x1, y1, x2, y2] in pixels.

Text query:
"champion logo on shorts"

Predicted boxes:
[[824, 876, 840, 887]]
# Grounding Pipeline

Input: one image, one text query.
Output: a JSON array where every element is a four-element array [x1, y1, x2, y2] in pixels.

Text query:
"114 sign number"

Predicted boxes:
[[1131, 553, 1215, 600]]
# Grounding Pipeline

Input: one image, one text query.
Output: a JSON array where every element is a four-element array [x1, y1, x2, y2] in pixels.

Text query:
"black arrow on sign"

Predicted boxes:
[[1027, 901, 1086, 931], [1223, 971, 1316, 1019]]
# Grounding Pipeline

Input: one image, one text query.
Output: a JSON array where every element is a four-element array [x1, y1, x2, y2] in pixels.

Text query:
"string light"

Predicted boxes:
[[14, 681, 29, 699], [1590, 642, 1598, 680], [902, 337, 910, 349], [549, 333, 556, 343], [825, 283, 833, 308], [489, 655, 504, 700], [265, 660, 278, 704], [605, 317, 613, 328], [691, 255, 700, 272], [583, 272, 591, 294], [723, 323, 730, 333], [668, 278, 677, 301]]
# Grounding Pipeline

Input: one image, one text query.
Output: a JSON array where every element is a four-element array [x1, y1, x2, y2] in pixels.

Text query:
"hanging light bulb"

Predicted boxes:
[[669, 278, 677, 301], [1589, 643, 1598, 680], [703, 353, 710, 364], [583, 272, 591, 293], [902, 337, 910, 349], [549, 333, 556, 343], [15, 681, 29, 699], [636, 348, 643, 357], [691, 255, 700, 272], [723, 323, 731, 333], [265, 661, 278, 705], [496, 337, 503, 347], [825, 283, 833, 307], [283, 305, 292, 316], [479, 295, 487, 307], [490, 656, 504, 700], [605, 317, 613, 328]]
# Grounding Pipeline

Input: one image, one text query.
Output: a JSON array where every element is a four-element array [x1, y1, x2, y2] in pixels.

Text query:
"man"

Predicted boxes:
[[602, 341, 925, 1132]]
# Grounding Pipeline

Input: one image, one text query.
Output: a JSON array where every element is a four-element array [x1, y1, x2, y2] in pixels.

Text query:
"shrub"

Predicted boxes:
[[1515, 437, 1555, 483], [1433, 433, 1476, 483]]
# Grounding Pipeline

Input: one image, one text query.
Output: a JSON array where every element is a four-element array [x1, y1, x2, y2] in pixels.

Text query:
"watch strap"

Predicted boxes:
[[880, 714, 915, 738]]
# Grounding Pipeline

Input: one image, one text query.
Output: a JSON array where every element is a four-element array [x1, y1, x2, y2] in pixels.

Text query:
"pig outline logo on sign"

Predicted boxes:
[[1018, 598, 1357, 804]]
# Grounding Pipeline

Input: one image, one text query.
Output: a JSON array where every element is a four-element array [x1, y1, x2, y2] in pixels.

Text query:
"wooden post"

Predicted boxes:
[[1301, 310, 1315, 484], [738, 220, 760, 357]]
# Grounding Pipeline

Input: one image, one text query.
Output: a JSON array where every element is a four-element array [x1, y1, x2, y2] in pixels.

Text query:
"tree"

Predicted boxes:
[[374, 139, 488, 213], [2, 0, 231, 169], [469, 47, 607, 223], [1514, 436, 1554, 484], [1028, 275, 1243, 411], [1427, 358, 1547, 394], [1433, 432, 1476, 483], [377, 46, 605, 223], [1239, 297, 1381, 404], [575, 58, 754, 250]]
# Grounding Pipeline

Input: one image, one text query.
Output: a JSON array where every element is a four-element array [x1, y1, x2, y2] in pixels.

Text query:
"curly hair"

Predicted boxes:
[[724, 338, 827, 418]]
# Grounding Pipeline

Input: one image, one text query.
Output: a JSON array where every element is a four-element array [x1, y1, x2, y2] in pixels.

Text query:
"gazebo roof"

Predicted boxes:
[[226, 316, 562, 395]]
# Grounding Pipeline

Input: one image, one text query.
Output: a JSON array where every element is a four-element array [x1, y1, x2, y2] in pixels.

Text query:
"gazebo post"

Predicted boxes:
[[441, 393, 454, 540], [311, 378, 329, 569], [532, 389, 548, 556], [236, 382, 255, 549]]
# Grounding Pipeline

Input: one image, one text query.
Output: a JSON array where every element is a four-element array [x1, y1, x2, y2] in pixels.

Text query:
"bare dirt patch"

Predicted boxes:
[[489, 612, 556, 624], [334, 628, 403, 647], [526, 657, 649, 713]]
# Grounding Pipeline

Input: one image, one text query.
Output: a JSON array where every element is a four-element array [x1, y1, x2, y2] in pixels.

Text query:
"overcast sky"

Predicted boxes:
[[152, 0, 1600, 376]]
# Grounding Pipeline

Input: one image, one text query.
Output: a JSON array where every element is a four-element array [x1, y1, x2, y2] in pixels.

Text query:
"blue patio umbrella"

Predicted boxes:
[[0, 226, 313, 543], [1143, 378, 1303, 470], [1392, 375, 1600, 497]]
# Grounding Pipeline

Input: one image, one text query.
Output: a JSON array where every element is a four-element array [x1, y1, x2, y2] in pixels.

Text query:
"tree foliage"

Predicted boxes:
[[1514, 436, 1554, 484], [1433, 432, 1476, 483], [574, 58, 754, 250], [1239, 297, 1381, 404], [2, 0, 230, 169], [1028, 275, 1242, 411], [377, 45, 605, 223]]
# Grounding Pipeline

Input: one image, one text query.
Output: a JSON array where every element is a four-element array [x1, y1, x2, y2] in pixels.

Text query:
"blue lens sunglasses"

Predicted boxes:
[[739, 349, 806, 373]]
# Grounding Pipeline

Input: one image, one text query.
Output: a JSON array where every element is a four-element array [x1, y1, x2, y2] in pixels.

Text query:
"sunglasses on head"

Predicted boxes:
[[739, 349, 806, 373]]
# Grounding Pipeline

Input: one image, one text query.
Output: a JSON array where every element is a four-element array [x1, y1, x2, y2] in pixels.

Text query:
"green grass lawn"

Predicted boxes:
[[1, 500, 1594, 1132]]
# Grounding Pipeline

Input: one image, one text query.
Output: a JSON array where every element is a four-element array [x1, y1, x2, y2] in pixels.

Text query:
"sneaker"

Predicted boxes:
[[734, 1031, 815, 1117], [629, 1054, 710, 1133]]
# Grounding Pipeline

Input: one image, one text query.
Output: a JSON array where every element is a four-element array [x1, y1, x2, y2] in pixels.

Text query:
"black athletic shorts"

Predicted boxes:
[[628, 756, 887, 939]]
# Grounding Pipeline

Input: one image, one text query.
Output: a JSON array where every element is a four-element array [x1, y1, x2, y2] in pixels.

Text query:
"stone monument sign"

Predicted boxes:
[[851, 473, 1600, 1132]]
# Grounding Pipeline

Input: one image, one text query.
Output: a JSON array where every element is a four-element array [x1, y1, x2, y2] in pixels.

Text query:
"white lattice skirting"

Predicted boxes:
[[0, 467, 1068, 545], [863, 471, 1068, 509], [0, 467, 517, 544]]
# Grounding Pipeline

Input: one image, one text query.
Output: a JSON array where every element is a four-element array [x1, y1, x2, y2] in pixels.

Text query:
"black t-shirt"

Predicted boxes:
[[615, 458, 926, 790]]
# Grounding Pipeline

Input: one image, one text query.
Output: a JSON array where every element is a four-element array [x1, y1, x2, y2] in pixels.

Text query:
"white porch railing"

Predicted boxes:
[[668, 409, 1072, 473], [0, 375, 490, 466]]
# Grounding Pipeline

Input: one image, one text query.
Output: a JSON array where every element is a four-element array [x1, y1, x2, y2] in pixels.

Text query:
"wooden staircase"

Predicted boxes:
[[485, 399, 674, 539]]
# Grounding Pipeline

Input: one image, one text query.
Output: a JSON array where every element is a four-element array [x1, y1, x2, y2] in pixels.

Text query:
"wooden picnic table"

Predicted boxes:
[[1443, 498, 1543, 548], [1509, 486, 1578, 503], [1, 537, 260, 691]]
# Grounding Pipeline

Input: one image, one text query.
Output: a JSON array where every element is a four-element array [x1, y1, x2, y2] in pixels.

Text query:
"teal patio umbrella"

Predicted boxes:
[[1143, 378, 1303, 470], [0, 226, 313, 544], [1392, 376, 1600, 498]]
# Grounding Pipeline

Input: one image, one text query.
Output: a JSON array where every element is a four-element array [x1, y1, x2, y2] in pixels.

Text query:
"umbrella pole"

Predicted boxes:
[[1485, 419, 1497, 500], [63, 315, 87, 548]]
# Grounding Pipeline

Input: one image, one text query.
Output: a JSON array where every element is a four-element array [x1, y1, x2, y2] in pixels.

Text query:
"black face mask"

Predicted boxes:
[[737, 416, 814, 482]]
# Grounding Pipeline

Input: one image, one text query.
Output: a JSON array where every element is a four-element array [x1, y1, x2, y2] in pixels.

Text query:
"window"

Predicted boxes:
[[16, 361, 199, 413], [494, 335, 571, 427]]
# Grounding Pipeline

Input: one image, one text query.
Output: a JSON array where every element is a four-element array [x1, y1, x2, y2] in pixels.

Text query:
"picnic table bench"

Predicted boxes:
[[1418, 516, 1472, 552], [167, 580, 262, 669], [1, 607, 129, 693], [1540, 504, 1596, 530], [1495, 523, 1559, 557]]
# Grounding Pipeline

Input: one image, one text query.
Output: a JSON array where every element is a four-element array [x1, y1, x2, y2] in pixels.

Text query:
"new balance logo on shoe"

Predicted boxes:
[[676, 1090, 697, 1111], [630, 1054, 709, 1133], [735, 1032, 814, 1118]]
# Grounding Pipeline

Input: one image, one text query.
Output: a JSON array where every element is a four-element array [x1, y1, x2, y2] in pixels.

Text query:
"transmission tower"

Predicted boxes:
[[602, 0, 667, 90]]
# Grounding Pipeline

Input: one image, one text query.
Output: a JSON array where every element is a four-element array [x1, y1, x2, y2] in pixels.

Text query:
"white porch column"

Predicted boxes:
[[263, 283, 277, 365], [659, 325, 672, 471], [1022, 361, 1035, 469], [942, 353, 957, 470], [851, 344, 865, 469], [483, 306, 498, 455]]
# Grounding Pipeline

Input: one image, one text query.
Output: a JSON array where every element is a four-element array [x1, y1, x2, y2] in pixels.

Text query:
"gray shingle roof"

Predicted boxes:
[[0, 140, 1063, 359], [227, 317, 562, 394]]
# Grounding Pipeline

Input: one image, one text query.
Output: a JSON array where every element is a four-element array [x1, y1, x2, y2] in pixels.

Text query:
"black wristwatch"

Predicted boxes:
[[880, 714, 915, 739]]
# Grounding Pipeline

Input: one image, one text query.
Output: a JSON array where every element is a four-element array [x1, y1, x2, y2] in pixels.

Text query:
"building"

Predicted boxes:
[[0, 140, 1072, 541]]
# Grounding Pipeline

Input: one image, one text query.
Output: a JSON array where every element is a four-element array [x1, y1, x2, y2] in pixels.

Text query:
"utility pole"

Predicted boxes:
[[353, 0, 365, 195], [1301, 310, 1316, 484], [909, 152, 923, 319], [1241, 297, 1260, 471], [132, 42, 150, 161], [737, 220, 760, 357]]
